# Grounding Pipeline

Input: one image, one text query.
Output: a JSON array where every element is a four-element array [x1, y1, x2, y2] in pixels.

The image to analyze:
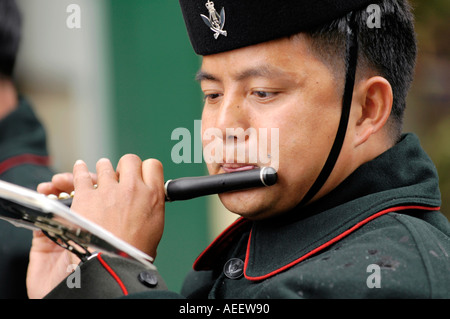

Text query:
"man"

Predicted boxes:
[[28, 0, 450, 299], [0, 0, 54, 298]]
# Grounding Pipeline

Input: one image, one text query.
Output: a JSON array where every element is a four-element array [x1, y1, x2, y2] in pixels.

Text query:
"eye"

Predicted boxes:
[[203, 93, 222, 102], [252, 91, 278, 100]]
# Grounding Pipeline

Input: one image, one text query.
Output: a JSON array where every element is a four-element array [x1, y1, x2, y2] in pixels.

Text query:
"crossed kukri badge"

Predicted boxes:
[[201, 0, 227, 39]]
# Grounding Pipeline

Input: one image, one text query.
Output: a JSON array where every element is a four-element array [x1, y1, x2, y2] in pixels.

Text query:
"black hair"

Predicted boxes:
[[306, 0, 417, 141], [0, 0, 22, 79]]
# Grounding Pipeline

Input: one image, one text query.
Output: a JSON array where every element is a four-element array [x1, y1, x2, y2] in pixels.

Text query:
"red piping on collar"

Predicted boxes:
[[0, 153, 50, 175], [243, 205, 441, 281], [193, 217, 250, 270]]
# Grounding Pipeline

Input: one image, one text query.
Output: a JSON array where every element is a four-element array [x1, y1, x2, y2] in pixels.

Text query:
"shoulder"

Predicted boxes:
[[258, 211, 450, 299]]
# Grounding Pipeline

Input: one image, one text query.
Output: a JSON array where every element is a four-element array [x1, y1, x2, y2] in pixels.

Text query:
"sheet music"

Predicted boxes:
[[0, 180, 155, 270]]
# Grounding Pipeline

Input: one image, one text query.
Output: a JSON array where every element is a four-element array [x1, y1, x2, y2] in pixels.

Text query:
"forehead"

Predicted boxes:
[[198, 35, 320, 80]]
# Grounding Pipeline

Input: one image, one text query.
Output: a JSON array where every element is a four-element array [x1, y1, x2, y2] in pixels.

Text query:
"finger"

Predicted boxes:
[[116, 154, 143, 186], [51, 173, 74, 192], [32, 230, 46, 239], [142, 159, 164, 189], [73, 160, 94, 190], [90, 172, 98, 185], [37, 182, 59, 195], [96, 158, 118, 187], [37, 172, 74, 195]]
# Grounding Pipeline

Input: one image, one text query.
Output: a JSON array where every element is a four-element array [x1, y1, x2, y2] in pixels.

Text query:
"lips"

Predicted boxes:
[[221, 163, 257, 173]]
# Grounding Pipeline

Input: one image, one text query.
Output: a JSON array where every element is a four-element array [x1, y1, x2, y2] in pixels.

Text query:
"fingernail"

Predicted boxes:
[[74, 159, 85, 166], [97, 158, 111, 164]]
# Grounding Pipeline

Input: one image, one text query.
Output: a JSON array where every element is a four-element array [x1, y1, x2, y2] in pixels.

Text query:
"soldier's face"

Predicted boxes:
[[198, 35, 346, 220]]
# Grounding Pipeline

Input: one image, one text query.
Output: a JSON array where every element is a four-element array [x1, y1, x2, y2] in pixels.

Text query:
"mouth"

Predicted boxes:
[[221, 163, 258, 173]]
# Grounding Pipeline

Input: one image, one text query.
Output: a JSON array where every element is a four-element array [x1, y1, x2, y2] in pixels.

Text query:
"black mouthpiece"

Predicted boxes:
[[165, 167, 277, 201]]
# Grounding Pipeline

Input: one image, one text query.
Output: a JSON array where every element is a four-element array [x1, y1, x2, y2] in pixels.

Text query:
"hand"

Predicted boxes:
[[27, 171, 96, 299], [70, 155, 165, 257], [27, 155, 166, 298], [26, 230, 80, 299]]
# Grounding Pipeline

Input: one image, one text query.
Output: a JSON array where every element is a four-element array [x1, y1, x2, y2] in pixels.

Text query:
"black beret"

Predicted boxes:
[[179, 0, 376, 55]]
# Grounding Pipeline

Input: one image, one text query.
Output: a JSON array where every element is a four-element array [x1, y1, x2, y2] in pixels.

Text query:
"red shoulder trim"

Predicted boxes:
[[243, 205, 441, 281], [0, 153, 50, 175]]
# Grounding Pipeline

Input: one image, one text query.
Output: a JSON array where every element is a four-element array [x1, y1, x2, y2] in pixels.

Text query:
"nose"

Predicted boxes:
[[214, 93, 256, 164], [214, 92, 249, 137]]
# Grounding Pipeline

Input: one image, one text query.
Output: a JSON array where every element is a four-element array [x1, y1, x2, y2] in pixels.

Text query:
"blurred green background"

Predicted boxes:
[[406, 0, 450, 218], [108, 1, 206, 292], [13, 0, 450, 292]]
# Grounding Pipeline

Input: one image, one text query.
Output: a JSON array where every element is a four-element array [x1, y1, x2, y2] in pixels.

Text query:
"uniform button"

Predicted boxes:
[[223, 258, 244, 279], [138, 271, 158, 288]]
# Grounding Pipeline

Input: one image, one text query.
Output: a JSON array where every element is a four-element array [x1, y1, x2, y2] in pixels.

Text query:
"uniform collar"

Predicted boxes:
[[194, 134, 442, 280]]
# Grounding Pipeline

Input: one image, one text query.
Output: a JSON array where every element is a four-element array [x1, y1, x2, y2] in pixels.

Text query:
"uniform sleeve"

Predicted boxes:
[[44, 253, 183, 299]]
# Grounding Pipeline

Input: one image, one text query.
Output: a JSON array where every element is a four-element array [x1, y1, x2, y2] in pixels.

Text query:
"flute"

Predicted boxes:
[[55, 167, 277, 207]]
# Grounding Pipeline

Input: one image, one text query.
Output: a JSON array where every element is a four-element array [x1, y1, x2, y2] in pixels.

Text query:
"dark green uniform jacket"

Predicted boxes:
[[46, 133, 450, 299], [0, 96, 54, 298]]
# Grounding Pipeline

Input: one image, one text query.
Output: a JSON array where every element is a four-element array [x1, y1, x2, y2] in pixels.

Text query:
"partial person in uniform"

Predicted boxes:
[[28, 0, 450, 299], [0, 0, 54, 298]]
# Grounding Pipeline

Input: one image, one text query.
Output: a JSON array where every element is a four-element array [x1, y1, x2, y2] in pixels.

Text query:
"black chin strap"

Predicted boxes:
[[299, 12, 359, 206]]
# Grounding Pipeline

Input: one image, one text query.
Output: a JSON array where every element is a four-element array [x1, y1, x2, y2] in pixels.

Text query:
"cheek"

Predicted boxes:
[[200, 110, 215, 148], [274, 102, 341, 192]]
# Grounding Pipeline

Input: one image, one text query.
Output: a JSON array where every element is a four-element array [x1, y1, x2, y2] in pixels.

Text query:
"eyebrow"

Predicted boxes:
[[195, 65, 287, 83], [195, 70, 218, 82]]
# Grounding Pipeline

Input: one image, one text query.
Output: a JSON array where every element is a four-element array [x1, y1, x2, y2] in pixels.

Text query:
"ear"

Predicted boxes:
[[352, 76, 393, 147]]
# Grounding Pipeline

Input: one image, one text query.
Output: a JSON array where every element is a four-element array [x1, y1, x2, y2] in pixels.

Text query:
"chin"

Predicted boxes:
[[218, 188, 278, 220]]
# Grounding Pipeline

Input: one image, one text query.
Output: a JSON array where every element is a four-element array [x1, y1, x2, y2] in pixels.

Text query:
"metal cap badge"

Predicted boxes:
[[200, 0, 227, 39]]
